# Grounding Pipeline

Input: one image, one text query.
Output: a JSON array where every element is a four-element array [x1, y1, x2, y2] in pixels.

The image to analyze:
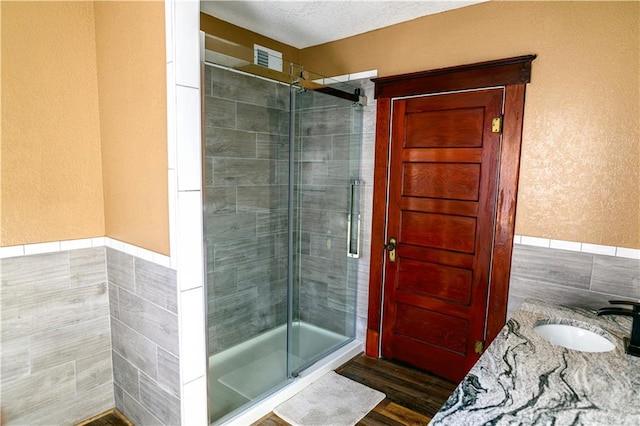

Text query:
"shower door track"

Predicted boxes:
[[204, 61, 367, 106]]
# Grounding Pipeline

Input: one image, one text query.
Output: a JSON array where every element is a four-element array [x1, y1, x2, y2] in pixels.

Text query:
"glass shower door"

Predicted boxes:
[[203, 47, 364, 423], [204, 64, 292, 423], [287, 83, 363, 375]]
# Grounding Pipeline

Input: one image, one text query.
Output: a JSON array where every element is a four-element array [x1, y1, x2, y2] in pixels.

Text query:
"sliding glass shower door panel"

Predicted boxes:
[[204, 64, 291, 423], [288, 85, 362, 375]]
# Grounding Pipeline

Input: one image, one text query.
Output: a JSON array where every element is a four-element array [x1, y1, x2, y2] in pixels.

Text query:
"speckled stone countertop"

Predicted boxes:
[[430, 299, 640, 425]]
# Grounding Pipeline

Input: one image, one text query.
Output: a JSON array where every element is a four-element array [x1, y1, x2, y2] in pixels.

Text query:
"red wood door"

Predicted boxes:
[[381, 88, 504, 383]]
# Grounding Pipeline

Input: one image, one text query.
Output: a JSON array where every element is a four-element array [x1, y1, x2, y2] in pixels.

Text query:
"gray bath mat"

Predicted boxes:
[[273, 371, 385, 426]]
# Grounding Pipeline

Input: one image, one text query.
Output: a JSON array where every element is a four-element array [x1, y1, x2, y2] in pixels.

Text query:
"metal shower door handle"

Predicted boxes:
[[347, 180, 361, 258]]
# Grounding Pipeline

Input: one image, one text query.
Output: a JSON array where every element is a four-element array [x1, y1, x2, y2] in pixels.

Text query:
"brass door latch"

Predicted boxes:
[[385, 238, 396, 262]]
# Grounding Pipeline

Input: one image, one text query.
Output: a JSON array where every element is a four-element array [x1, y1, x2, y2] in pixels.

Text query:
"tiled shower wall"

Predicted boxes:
[[0, 246, 180, 425], [295, 76, 375, 342], [351, 78, 376, 342], [204, 66, 374, 354], [508, 244, 640, 316], [295, 83, 366, 337], [204, 65, 290, 355]]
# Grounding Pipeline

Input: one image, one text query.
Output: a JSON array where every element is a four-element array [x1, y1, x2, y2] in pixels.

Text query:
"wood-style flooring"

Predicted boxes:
[[253, 354, 458, 426], [75, 409, 132, 426]]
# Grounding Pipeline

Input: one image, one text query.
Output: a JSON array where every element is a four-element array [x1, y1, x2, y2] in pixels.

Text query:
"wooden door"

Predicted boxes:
[[366, 56, 535, 383], [381, 88, 504, 382]]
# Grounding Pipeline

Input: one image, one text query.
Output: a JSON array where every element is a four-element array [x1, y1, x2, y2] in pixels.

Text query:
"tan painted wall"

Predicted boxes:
[[95, 1, 169, 255], [301, 1, 640, 249], [1, 2, 169, 254], [4, 2, 637, 251], [201, 13, 301, 66], [1, 2, 105, 246]]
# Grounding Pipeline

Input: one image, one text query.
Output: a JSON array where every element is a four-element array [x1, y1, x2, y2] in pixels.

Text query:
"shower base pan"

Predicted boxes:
[[209, 321, 363, 425]]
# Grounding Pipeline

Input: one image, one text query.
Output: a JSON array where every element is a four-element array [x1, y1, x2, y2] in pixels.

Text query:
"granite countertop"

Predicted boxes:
[[430, 299, 640, 425]]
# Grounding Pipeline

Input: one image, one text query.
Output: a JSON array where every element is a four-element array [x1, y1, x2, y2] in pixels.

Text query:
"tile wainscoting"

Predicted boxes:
[[509, 236, 640, 317], [2, 227, 637, 425], [1, 248, 113, 425], [107, 248, 181, 425], [0, 244, 180, 425]]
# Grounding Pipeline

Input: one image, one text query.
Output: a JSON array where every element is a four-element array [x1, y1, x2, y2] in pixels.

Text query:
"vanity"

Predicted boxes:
[[429, 299, 640, 425]]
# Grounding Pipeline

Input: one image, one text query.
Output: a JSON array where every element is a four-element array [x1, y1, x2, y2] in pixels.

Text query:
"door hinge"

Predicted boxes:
[[491, 116, 503, 134], [475, 340, 485, 354]]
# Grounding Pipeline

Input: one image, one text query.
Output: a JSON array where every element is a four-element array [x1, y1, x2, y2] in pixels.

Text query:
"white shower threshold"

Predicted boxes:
[[221, 339, 364, 426]]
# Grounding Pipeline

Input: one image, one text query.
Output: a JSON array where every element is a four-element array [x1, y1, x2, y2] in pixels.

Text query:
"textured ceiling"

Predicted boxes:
[[200, 1, 485, 49]]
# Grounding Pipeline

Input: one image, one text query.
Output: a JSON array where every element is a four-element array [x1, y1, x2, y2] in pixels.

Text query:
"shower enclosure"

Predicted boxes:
[[203, 43, 365, 423]]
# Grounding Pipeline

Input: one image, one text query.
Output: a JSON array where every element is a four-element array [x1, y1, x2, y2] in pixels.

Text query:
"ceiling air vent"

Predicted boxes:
[[254, 44, 283, 72]]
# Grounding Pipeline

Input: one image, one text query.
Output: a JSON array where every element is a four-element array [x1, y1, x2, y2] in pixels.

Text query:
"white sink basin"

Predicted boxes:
[[534, 321, 615, 353]]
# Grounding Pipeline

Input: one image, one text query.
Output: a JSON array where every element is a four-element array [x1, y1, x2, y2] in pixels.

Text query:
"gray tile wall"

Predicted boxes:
[[0, 248, 114, 425], [106, 248, 181, 425], [352, 79, 376, 342], [294, 82, 369, 337], [204, 65, 370, 353], [204, 65, 290, 355], [508, 244, 640, 316]]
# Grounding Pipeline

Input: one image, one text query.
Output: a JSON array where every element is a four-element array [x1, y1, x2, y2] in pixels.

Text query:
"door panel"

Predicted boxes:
[[404, 107, 485, 147], [402, 163, 481, 200], [394, 303, 469, 354], [401, 212, 476, 253], [381, 88, 504, 383], [401, 198, 478, 217], [391, 336, 467, 382], [397, 259, 473, 304]]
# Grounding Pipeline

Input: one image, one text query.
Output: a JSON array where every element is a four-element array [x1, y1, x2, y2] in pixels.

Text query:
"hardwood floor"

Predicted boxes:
[[253, 354, 458, 426], [75, 409, 132, 426]]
